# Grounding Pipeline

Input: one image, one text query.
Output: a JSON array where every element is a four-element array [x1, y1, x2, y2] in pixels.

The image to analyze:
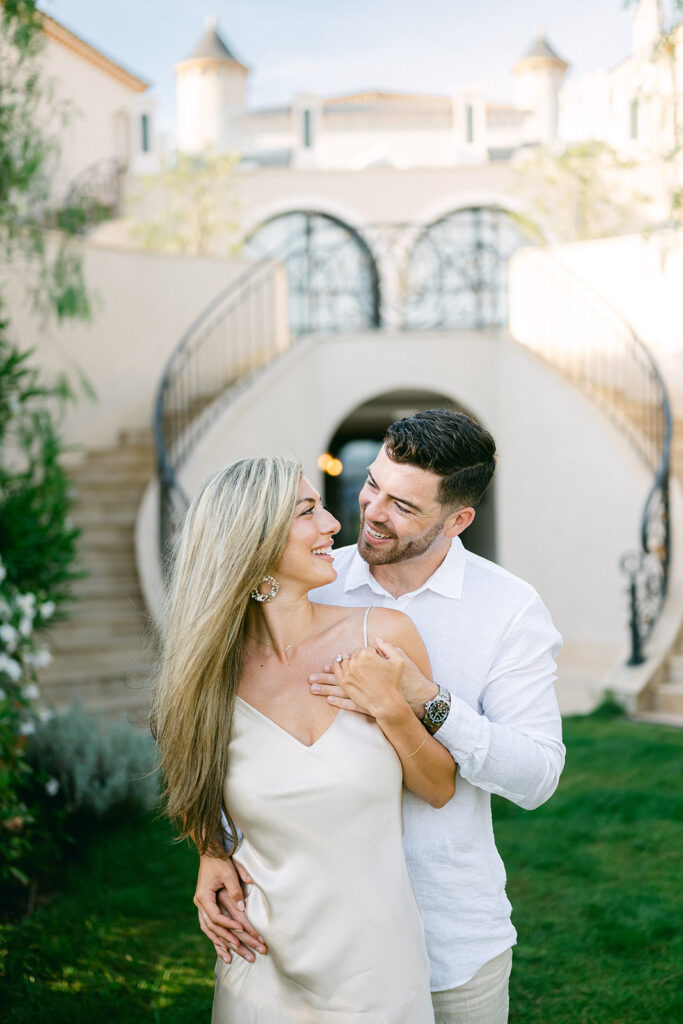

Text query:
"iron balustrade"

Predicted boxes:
[[508, 250, 671, 662]]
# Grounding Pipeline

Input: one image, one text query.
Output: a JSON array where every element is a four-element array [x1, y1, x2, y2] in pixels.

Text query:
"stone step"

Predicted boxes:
[[56, 604, 149, 628], [43, 676, 152, 717], [73, 506, 142, 528], [71, 575, 142, 598], [652, 681, 683, 716], [50, 622, 150, 652], [668, 655, 683, 684], [630, 710, 683, 728], [76, 554, 141, 575], [74, 481, 148, 500], [41, 648, 153, 686]]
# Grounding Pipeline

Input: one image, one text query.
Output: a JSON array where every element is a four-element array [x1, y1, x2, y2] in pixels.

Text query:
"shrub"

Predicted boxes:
[[25, 701, 158, 821]]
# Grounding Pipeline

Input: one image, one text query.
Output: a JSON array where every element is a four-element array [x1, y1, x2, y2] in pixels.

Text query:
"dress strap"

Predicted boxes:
[[362, 606, 372, 647]]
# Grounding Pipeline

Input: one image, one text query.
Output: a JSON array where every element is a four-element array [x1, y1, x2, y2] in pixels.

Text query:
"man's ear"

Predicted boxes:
[[444, 507, 475, 538]]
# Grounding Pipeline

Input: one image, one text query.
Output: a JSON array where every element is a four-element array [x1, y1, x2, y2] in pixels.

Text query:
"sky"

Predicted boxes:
[[38, 0, 639, 141]]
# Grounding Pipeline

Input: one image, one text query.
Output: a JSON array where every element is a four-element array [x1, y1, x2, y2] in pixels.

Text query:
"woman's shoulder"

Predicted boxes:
[[364, 606, 416, 643]]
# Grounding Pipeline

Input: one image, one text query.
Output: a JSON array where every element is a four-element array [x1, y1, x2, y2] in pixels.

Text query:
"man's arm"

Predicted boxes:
[[195, 854, 267, 963], [311, 594, 564, 811], [435, 595, 565, 810]]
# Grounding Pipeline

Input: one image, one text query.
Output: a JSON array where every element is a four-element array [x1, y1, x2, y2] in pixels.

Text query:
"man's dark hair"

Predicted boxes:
[[384, 409, 496, 509]]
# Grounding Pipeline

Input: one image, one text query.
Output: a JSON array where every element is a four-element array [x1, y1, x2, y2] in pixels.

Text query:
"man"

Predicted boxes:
[[195, 409, 564, 1024]]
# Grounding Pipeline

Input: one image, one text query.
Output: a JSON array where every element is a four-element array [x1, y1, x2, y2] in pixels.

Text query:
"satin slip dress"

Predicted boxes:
[[212, 607, 434, 1024]]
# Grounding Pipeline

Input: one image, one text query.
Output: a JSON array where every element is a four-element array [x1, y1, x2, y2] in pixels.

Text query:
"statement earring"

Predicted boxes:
[[250, 575, 280, 603]]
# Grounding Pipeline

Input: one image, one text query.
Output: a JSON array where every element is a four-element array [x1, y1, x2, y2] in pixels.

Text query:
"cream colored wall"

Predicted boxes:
[[543, 233, 683, 413], [42, 37, 156, 201], [236, 162, 520, 229], [3, 241, 262, 449], [137, 330, 646, 664]]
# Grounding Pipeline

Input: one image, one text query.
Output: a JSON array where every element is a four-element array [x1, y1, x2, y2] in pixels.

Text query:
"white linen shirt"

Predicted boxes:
[[312, 537, 565, 991]]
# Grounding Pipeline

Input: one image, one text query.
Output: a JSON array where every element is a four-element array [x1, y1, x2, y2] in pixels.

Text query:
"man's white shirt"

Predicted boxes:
[[312, 537, 564, 991]]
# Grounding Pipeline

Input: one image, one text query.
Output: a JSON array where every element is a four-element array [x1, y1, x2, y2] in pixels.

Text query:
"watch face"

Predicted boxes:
[[426, 698, 450, 724]]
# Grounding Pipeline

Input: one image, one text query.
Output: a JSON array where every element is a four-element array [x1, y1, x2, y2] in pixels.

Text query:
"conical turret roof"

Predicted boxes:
[[516, 35, 569, 72], [181, 21, 248, 71]]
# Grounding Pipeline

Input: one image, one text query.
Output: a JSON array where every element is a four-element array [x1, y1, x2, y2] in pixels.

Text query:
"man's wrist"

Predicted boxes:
[[415, 682, 440, 720]]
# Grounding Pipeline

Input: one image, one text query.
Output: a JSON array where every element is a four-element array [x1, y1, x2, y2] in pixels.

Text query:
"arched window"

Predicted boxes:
[[403, 207, 526, 330], [244, 211, 381, 336]]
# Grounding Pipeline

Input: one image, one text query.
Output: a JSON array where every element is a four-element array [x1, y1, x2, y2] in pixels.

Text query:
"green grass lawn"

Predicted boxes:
[[1, 710, 681, 1023]]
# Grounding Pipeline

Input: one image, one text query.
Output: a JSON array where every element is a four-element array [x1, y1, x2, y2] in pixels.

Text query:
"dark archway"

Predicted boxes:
[[244, 210, 381, 336], [403, 207, 526, 330], [323, 389, 496, 561]]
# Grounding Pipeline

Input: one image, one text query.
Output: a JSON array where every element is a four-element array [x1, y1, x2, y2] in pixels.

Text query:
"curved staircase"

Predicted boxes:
[[40, 430, 154, 723]]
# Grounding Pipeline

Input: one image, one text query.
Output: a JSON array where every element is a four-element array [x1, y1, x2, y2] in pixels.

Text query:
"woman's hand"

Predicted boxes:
[[194, 854, 267, 964], [331, 639, 406, 723]]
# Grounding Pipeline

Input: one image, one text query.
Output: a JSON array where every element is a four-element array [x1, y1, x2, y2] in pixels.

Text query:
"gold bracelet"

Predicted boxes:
[[404, 733, 428, 759]]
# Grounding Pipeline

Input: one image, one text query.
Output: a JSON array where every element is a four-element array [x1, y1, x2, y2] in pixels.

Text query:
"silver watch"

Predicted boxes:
[[423, 686, 451, 733]]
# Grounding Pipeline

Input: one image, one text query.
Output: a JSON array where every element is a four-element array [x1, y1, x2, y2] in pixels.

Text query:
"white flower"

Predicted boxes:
[[0, 653, 22, 682], [38, 707, 54, 723], [0, 597, 11, 620], [0, 623, 18, 651], [40, 601, 56, 620], [45, 778, 60, 797], [24, 647, 51, 669], [22, 682, 40, 701], [0, 562, 6, 584], [16, 593, 36, 617], [0, 687, 6, 700], [19, 720, 36, 736], [18, 617, 33, 638]]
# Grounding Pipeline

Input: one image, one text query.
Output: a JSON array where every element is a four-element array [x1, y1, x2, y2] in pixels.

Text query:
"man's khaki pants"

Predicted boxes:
[[431, 947, 512, 1024]]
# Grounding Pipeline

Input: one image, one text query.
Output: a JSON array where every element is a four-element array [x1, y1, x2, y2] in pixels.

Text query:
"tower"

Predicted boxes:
[[513, 36, 569, 145], [632, 0, 663, 57], [175, 19, 249, 153]]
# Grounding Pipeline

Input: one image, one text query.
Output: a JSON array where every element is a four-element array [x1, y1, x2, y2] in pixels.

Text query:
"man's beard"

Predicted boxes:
[[357, 513, 445, 566]]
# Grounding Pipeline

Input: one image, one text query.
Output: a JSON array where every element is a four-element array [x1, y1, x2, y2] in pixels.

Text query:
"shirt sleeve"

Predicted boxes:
[[435, 594, 565, 810]]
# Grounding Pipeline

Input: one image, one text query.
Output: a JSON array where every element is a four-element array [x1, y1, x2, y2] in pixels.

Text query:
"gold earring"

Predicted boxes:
[[250, 575, 280, 603]]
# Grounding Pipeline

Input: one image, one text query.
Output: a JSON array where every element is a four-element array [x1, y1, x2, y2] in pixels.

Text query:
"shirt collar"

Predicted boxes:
[[343, 536, 466, 600]]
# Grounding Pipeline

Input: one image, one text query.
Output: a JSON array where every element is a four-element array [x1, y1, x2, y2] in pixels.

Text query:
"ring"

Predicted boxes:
[[335, 654, 346, 663]]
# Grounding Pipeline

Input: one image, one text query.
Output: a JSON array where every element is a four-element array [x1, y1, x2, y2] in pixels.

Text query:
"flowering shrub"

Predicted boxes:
[[0, 336, 80, 892]]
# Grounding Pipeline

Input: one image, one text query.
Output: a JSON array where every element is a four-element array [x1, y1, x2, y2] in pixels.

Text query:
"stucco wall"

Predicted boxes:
[[3, 241, 262, 449], [546, 233, 683, 413]]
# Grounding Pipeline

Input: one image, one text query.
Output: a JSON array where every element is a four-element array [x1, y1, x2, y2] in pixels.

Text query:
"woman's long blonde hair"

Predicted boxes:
[[151, 456, 302, 856]]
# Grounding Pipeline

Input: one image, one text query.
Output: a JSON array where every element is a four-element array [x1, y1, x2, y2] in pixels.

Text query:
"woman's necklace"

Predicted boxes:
[[248, 614, 316, 659]]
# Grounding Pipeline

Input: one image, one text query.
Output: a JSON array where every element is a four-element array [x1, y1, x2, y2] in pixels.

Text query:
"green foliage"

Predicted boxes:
[[0, 332, 81, 891], [128, 149, 242, 257], [513, 141, 646, 243], [25, 701, 158, 821], [0, 0, 91, 323]]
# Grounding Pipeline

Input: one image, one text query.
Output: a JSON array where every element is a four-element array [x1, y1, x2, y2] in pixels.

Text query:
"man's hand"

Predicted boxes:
[[194, 854, 267, 965], [310, 639, 438, 718]]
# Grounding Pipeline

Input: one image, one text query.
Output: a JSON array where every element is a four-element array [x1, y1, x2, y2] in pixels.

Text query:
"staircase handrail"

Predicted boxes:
[[509, 248, 672, 661]]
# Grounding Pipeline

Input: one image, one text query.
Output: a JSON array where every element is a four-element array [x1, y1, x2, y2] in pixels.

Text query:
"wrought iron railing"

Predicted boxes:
[[153, 255, 290, 566], [509, 250, 672, 663]]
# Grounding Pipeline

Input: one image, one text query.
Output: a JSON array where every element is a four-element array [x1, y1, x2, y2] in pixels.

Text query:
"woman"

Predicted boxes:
[[152, 456, 456, 1024]]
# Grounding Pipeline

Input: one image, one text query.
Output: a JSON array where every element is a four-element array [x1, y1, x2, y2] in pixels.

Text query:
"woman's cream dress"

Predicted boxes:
[[212, 616, 434, 1023]]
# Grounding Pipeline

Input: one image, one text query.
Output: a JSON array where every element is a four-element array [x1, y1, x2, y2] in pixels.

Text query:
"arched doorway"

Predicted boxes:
[[403, 207, 526, 329], [244, 211, 381, 336], [322, 389, 496, 561]]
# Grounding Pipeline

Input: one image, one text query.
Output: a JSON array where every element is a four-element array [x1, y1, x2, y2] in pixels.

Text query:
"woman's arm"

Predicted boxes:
[[333, 610, 456, 807]]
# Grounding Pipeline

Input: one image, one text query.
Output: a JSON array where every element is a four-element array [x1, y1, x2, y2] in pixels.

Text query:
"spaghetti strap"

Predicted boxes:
[[362, 606, 372, 647]]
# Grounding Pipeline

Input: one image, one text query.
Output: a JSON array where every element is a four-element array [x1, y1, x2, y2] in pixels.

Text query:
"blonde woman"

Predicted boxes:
[[152, 456, 455, 1024]]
